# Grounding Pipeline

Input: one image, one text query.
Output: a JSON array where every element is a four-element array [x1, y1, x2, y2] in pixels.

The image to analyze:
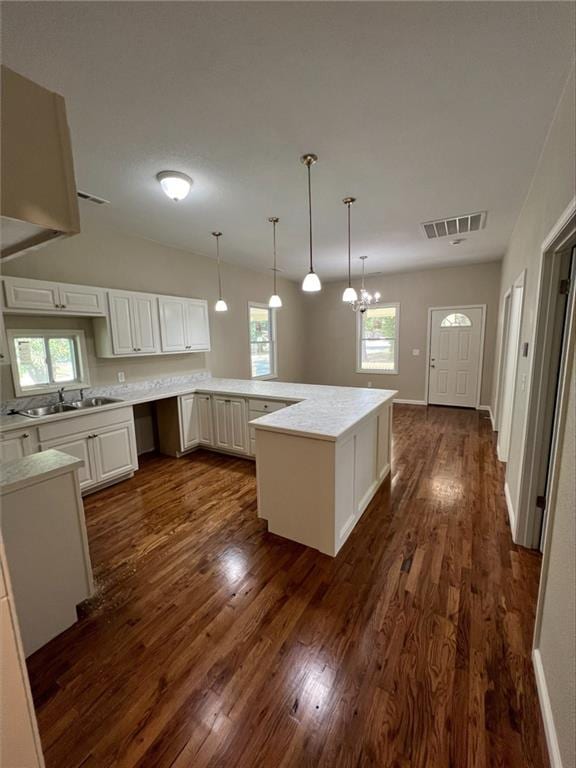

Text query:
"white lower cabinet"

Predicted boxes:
[[247, 398, 288, 457], [179, 394, 200, 450], [38, 407, 137, 492], [213, 396, 248, 454], [0, 428, 38, 462], [196, 394, 214, 446]]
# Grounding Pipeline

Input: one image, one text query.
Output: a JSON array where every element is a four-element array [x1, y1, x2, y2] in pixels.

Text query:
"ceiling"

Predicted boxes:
[[2, 2, 575, 281]]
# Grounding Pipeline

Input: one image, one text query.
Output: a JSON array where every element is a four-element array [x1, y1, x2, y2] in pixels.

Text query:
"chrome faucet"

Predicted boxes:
[[57, 387, 65, 404]]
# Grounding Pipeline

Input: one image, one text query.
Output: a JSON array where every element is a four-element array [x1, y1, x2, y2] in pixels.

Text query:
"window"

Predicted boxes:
[[440, 312, 472, 327], [357, 304, 399, 374], [8, 329, 90, 397], [249, 303, 277, 379]]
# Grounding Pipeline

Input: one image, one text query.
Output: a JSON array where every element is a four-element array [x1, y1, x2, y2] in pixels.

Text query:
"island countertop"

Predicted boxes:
[[0, 377, 397, 442]]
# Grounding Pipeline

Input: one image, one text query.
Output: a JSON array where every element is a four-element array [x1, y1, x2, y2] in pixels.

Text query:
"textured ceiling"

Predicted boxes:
[[2, 2, 575, 280]]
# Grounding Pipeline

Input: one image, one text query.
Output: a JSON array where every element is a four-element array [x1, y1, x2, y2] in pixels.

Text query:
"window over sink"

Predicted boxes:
[[7, 329, 90, 397]]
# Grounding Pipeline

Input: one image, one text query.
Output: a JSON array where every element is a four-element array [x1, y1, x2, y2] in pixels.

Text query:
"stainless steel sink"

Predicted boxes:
[[69, 397, 123, 409], [18, 403, 78, 418], [18, 396, 123, 418]]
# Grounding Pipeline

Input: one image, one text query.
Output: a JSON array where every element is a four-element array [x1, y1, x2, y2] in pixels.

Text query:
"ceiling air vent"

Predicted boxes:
[[77, 190, 110, 205], [422, 211, 486, 239]]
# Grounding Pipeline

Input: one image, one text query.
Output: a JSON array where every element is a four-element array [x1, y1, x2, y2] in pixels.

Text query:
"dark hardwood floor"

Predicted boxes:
[[27, 405, 548, 768]]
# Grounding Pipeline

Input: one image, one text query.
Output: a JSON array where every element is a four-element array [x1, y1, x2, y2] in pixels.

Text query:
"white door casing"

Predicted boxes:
[[428, 306, 485, 408], [497, 273, 525, 462]]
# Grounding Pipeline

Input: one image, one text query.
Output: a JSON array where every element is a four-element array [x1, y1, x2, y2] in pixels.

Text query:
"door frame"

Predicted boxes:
[[424, 304, 486, 408], [493, 288, 511, 432], [514, 197, 576, 549], [495, 270, 526, 463]]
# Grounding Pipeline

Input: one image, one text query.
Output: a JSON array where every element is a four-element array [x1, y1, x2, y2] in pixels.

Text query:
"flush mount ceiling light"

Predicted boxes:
[[342, 197, 358, 303], [267, 217, 282, 309], [212, 231, 228, 312], [156, 171, 192, 202], [300, 153, 321, 293]]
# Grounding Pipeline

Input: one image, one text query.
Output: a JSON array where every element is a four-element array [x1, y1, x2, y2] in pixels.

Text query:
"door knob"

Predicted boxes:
[[430, 364, 436, 368]]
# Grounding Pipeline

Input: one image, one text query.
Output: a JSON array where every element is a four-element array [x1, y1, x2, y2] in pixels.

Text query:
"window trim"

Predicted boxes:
[[248, 302, 278, 380], [356, 302, 400, 375], [7, 328, 90, 397]]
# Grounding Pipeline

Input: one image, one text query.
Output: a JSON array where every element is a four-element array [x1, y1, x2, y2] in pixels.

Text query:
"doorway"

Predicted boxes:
[[496, 271, 525, 462], [427, 305, 485, 408]]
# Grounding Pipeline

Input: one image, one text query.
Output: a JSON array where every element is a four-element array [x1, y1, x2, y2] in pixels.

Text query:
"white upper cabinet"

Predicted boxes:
[[57, 283, 106, 315], [108, 291, 159, 356], [158, 296, 210, 353], [3, 277, 105, 316]]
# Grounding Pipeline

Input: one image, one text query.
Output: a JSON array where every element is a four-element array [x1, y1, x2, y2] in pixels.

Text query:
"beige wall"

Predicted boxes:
[[494, 66, 575, 768], [0, 217, 307, 400], [301, 261, 501, 404]]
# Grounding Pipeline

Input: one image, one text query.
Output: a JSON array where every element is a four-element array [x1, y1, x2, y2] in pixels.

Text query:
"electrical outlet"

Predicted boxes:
[[118, 371, 125, 383], [367, 381, 373, 388]]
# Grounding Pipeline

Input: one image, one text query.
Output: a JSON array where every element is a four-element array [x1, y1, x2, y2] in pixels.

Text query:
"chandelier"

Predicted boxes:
[[347, 256, 381, 313]]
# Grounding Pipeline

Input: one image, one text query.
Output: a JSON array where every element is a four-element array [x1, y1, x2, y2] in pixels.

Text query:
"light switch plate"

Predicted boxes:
[[118, 371, 125, 383], [412, 349, 420, 356]]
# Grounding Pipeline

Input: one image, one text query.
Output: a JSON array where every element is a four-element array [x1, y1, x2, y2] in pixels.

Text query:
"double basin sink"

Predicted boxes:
[[19, 397, 123, 418]]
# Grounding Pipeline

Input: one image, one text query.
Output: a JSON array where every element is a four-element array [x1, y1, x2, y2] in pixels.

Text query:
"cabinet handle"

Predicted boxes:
[[0, 354, 4, 359], [61, 304, 66, 309], [22, 433, 30, 439]]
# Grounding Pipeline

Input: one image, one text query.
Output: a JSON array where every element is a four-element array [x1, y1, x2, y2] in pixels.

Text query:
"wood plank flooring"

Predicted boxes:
[[26, 405, 548, 768]]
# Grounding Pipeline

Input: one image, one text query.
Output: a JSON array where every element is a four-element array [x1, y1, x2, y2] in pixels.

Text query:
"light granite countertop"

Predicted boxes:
[[0, 449, 84, 494], [0, 377, 397, 442]]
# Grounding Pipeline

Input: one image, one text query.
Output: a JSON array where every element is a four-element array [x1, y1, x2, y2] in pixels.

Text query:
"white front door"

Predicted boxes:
[[428, 307, 484, 408]]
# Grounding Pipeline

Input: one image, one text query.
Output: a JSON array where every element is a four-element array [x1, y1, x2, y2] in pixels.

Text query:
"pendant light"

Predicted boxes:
[[212, 231, 228, 312], [268, 217, 282, 308], [342, 197, 358, 303], [300, 153, 321, 292]]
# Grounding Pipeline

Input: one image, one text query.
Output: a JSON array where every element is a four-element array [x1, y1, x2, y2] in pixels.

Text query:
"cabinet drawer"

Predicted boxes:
[[38, 406, 133, 442], [247, 399, 287, 414]]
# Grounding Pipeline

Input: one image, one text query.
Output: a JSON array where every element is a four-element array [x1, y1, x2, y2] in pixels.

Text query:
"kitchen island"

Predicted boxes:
[[0, 375, 396, 556]]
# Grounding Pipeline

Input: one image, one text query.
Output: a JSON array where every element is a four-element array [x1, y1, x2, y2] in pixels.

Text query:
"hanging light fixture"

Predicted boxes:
[[342, 197, 359, 303], [212, 231, 228, 312], [268, 217, 282, 308], [300, 153, 321, 292], [349, 256, 381, 313], [156, 171, 192, 201]]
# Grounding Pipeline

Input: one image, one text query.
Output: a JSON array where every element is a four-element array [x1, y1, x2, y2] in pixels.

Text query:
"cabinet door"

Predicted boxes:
[[229, 398, 247, 454], [93, 424, 137, 482], [0, 597, 43, 768], [0, 431, 34, 462], [184, 300, 211, 351], [109, 292, 136, 355], [42, 434, 97, 490], [197, 395, 213, 445], [132, 295, 158, 354], [213, 397, 230, 450], [3, 277, 60, 311], [180, 395, 199, 450], [158, 297, 187, 353], [58, 284, 106, 315]]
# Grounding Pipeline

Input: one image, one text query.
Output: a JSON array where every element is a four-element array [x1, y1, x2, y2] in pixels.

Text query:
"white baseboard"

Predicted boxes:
[[533, 648, 564, 768], [393, 398, 427, 406], [477, 405, 496, 430], [504, 480, 516, 531]]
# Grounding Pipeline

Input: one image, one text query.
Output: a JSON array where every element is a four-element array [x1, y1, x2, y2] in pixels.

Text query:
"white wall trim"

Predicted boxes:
[[424, 304, 486, 408], [393, 398, 427, 406], [504, 481, 515, 530], [477, 404, 495, 428], [532, 649, 564, 768], [493, 287, 512, 432], [514, 201, 576, 548]]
